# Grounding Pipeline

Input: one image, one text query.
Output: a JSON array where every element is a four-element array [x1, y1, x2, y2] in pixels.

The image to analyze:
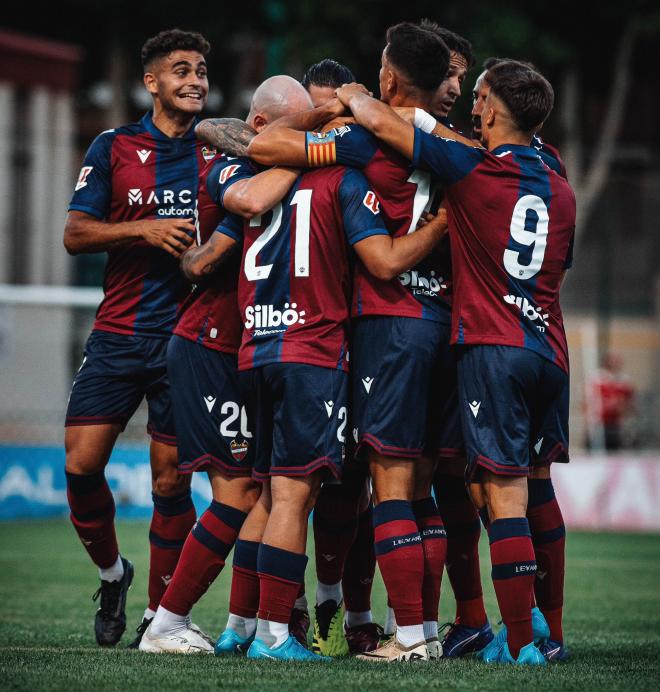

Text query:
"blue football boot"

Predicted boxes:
[[538, 639, 570, 662], [476, 607, 549, 660], [490, 641, 547, 665], [214, 628, 254, 656], [440, 621, 494, 658], [247, 634, 331, 662]]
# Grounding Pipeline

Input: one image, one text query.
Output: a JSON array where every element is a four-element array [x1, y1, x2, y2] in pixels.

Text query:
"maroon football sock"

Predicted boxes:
[[527, 479, 566, 642], [412, 497, 447, 623], [230, 539, 261, 618], [159, 501, 246, 616], [373, 500, 424, 626], [435, 474, 487, 627], [489, 518, 536, 659], [257, 544, 308, 623], [343, 507, 376, 613], [66, 470, 119, 569], [148, 491, 196, 611], [313, 484, 359, 588]]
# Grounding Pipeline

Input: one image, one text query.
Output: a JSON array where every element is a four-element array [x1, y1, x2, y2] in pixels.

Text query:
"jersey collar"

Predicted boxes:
[[141, 111, 198, 141], [491, 143, 538, 158]]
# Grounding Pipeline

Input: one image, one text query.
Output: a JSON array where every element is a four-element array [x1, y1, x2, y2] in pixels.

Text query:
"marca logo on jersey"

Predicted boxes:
[[503, 294, 549, 332], [127, 188, 194, 217], [244, 303, 306, 334], [399, 269, 446, 297], [75, 166, 94, 191], [363, 190, 380, 215], [219, 164, 241, 185]]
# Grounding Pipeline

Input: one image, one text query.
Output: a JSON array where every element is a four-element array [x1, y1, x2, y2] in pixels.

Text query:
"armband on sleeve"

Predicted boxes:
[[305, 130, 337, 166]]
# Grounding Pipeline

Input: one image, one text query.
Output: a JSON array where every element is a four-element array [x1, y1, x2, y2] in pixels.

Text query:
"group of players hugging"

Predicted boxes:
[[63, 21, 574, 665]]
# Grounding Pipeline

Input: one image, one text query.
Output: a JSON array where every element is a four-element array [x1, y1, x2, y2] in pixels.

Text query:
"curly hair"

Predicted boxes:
[[141, 29, 210, 68]]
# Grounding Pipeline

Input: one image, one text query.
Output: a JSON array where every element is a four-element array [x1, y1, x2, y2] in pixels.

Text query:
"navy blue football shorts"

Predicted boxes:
[[531, 379, 570, 466], [351, 316, 454, 460], [457, 344, 569, 479], [167, 335, 253, 476], [239, 363, 347, 482], [65, 329, 175, 445]]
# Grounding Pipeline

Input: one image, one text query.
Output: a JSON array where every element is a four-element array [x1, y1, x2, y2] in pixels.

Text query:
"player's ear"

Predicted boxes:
[[484, 106, 496, 128], [143, 71, 158, 96], [252, 114, 268, 132]]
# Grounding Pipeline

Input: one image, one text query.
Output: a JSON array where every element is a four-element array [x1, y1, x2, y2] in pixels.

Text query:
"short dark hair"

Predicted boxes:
[[301, 59, 355, 90], [418, 20, 475, 68], [484, 60, 554, 133], [141, 29, 210, 69], [483, 56, 536, 72], [384, 22, 449, 92]]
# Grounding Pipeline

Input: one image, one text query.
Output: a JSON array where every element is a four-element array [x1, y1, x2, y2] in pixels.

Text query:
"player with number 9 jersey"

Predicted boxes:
[[413, 132, 575, 373]]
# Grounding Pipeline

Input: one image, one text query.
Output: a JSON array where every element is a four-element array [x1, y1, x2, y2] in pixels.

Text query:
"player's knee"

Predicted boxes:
[[152, 468, 190, 497], [64, 447, 107, 475]]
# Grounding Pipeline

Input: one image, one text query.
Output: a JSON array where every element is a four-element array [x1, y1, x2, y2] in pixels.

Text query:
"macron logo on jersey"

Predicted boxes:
[[219, 164, 241, 185], [468, 400, 481, 418], [363, 191, 380, 215], [75, 166, 93, 191], [137, 149, 152, 163]]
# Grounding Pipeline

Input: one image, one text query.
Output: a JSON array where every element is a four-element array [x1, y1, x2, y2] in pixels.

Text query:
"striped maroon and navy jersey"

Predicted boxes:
[[217, 166, 388, 372], [173, 155, 253, 355], [307, 125, 451, 324], [68, 111, 218, 338], [413, 129, 576, 373]]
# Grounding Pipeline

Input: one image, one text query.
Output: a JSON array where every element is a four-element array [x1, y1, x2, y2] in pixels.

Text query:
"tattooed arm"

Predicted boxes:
[[181, 232, 238, 282], [195, 118, 257, 156]]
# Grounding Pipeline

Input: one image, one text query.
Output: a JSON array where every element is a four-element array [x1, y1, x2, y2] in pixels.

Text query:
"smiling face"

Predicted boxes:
[[144, 50, 209, 115], [430, 51, 469, 117]]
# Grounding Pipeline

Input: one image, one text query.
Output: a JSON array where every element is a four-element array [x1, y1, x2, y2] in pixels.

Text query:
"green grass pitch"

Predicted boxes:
[[1, 520, 659, 690]]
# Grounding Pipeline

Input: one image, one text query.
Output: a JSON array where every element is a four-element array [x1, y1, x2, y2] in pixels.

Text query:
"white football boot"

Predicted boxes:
[[138, 621, 214, 654]]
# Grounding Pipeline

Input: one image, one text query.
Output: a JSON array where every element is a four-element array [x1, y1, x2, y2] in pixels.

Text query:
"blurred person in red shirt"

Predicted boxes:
[[587, 353, 636, 450]]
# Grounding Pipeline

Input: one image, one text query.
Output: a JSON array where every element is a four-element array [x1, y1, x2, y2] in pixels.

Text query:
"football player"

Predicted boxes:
[[64, 29, 211, 647]]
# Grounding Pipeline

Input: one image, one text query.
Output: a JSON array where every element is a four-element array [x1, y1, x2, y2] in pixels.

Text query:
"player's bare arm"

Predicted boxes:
[[195, 118, 257, 156], [63, 211, 195, 258], [336, 84, 416, 160], [223, 167, 301, 219], [247, 99, 347, 167], [181, 232, 237, 282], [353, 208, 448, 281]]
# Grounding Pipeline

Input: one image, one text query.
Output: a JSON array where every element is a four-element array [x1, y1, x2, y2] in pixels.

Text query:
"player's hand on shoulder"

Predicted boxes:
[[140, 218, 195, 258], [335, 82, 372, 105]]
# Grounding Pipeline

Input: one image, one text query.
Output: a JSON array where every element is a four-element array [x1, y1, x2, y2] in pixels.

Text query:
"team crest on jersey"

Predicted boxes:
[[74, 166, 93, 191], [230, 439, 249, 462], [201, 145, 217, 162], [362, 190, 380, 214], [219, 164, 241, 184]]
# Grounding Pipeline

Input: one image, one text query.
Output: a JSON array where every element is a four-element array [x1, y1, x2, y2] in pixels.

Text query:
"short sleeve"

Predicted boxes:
[[333, 124, 379, 169], [214, 212, 244, 242], [206, 156, 256, 207], [337, 168, 388, 246], [68, 131, 114, 219], [412, 128, 484, 187]]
